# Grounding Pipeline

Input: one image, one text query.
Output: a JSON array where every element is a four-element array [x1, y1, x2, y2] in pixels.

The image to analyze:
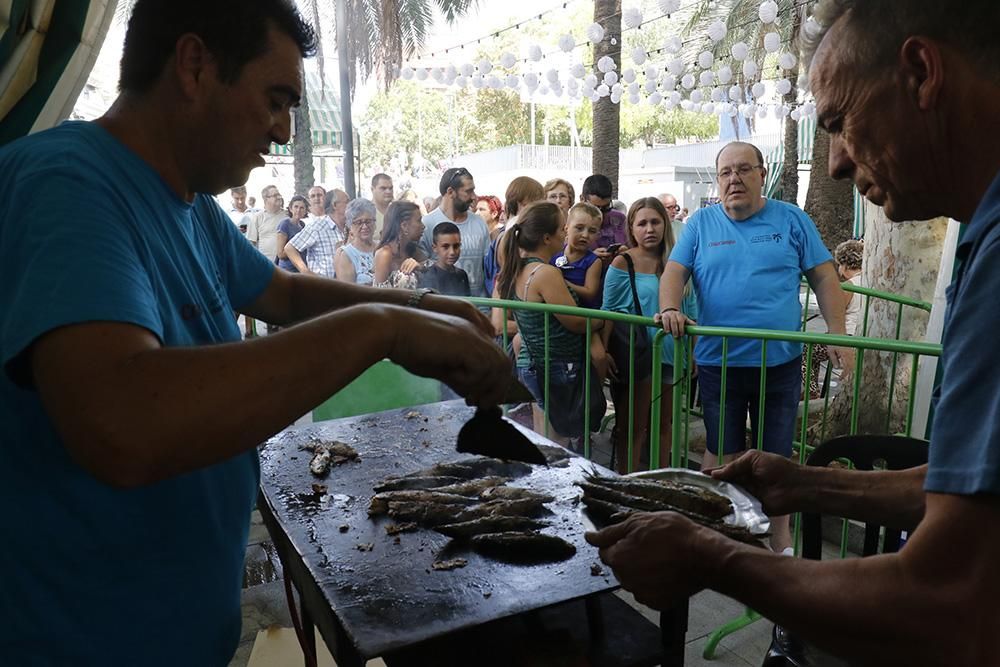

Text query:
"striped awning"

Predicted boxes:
[[269, 70, 342, 155], [0, 0, 116, 145]]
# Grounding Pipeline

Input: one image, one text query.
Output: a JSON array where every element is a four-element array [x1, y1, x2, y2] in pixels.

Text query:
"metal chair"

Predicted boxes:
[[762, 434, 930, 667]]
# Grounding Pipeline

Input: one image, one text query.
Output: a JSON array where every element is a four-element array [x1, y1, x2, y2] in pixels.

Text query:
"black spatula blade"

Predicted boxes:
[[456, 406, 547, 465]]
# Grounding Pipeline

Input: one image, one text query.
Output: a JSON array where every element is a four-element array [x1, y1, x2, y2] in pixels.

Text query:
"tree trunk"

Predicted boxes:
[[778, 9, 802, 205], [810, 203, 948, 440], [804, 130, 854, 251], [591, 0, 622, 195], [293, 73, 314, 198]]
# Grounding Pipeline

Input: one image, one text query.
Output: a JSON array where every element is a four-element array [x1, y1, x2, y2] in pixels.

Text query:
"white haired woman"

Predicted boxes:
[[334, 198, 378, 286]]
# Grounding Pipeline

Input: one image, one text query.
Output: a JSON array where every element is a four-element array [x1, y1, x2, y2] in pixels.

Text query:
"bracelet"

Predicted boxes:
[[660, 307, 680, 315], [406, 287, 436, 308]]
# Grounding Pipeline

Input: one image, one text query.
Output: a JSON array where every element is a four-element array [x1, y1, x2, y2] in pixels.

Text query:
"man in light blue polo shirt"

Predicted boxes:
[[659, 141, 847, 551]]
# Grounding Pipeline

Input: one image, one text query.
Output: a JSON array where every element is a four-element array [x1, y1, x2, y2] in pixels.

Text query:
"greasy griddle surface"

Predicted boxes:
[[259, 401, 619, 658]]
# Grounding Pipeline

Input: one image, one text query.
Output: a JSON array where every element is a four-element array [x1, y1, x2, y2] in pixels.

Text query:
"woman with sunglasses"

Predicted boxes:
[[334, 198, 378, 286]]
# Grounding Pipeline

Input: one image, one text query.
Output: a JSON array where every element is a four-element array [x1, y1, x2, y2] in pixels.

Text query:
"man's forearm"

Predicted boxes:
[[792, 464, 927, 530], [285, 273, 423, 322], [811, 269, 847, 334]]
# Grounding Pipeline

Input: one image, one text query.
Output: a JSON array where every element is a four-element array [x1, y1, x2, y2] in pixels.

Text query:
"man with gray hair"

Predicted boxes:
[[658, 191, 684, 242], [588, 1, 1000, 662]]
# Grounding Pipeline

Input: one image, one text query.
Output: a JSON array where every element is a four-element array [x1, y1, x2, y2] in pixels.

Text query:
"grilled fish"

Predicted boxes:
[[309, 448, 332, 477], [479, 486, 555, 504], [373, 476, 467, 492], [432, 477, 511, 497], [400, 458, 533, 481], [434, 516, 546, 539], [470, 532, 576, 563], [387, 497, 547, 526], [369, 490, 477, 516], [585, 473, 733, 521]]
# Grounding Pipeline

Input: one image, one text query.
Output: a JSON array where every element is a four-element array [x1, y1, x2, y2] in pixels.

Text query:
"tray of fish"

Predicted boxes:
[[626, 468, 770, 536]]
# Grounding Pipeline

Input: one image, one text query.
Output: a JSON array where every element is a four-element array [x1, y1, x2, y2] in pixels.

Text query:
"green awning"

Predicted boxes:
[[0, 0, 116, 146], [269, 70, 342, 155]]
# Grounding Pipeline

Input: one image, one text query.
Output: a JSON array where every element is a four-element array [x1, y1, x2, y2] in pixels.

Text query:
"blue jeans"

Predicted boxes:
[[516, 361, 580, 409], [699, 357, 802, 458]]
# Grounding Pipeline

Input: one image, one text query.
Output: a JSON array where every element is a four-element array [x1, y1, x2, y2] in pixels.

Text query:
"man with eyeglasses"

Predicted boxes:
[[420, 167, 491, 299], [657, 140, 847, 554], [247, 184, 285, 262], [658, 191, 685, 245]]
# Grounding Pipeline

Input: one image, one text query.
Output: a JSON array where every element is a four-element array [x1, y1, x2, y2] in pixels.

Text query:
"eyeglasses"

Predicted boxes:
[[666, 204, 681, 212], [718, 164, 763, 181], [352, 218, 376, 227]]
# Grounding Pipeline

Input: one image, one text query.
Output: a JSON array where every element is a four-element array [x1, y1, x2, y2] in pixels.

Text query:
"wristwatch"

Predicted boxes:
[[406, 287, 437, 308]]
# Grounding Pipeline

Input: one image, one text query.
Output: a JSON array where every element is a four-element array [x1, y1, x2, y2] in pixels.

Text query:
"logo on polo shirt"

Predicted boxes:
[[750, 233, 783, 244]]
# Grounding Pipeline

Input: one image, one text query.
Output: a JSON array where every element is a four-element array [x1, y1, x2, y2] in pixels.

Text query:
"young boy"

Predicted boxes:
[[580, 174, 627, 259], [551, 202, 604, 309], [419, 222, 471, 296]]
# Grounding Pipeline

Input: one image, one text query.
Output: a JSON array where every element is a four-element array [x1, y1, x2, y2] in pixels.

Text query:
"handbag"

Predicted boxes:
[[545, 361, 607, 438], [607, 253, 654, 383]]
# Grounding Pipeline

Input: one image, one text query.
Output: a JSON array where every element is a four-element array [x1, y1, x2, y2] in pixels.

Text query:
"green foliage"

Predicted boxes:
[[619, 103, 719, 148]]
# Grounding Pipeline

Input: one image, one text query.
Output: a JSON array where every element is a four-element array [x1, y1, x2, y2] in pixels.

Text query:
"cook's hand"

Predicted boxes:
[[400, 258, 421, 274], [386, 307, 511, 407], [654, 310, 696, 339], [708, 450, 803, 517], [419, 294, 494, 338], [585, 512, 711, 609]]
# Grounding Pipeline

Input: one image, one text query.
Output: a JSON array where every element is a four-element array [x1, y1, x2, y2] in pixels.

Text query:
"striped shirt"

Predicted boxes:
[[289, 215, 344, 278]]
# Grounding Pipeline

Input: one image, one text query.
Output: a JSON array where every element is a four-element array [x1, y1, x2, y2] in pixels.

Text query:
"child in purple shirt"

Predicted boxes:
[[551, 202, 604, 309]]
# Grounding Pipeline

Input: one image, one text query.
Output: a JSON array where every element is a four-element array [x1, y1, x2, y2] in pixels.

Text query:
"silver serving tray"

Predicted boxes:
[[626, 467, 770, 535]]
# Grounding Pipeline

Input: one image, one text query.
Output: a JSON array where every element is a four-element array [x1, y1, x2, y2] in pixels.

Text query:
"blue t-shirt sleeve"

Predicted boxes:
[[199, 197, 274, 310], [789, 207, 833, 271], [1, 170, 162, 381], [602, 265, 635, 313], [668, 214, 699, 269], [926, 236, 1000, 496]]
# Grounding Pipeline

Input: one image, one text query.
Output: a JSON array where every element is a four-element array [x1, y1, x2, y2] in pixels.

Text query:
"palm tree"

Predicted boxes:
[[303, 0, 476, 196], [592, 0, 622, 194]]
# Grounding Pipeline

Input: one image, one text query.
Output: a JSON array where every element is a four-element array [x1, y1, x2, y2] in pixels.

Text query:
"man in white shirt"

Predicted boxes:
[[371, 173, 393, 239], [246, 184, 285, 261], [227, 186, 251, 235], [305, 185, 325, 224], [420, 167, 490, 298]]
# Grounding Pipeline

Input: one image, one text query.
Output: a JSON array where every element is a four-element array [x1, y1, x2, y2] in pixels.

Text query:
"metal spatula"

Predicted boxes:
[[456, 379, 547, 465]]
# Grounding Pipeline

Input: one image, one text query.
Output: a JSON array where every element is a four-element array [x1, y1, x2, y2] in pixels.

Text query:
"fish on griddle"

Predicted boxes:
[[307, 441, 358, 477], [431, 476, 510, 497], [309, 448, 332, 477], [387, 497, 548, 527], [584, 473, 733, 521], [581, 495, 638, 523], [434, 516, 546, 539], [369, 490, 477, 516], [373, 476, 467, 492], [397, 458, 533, 481], [479, 486, 555, 504], [470, 532, 576, 563]]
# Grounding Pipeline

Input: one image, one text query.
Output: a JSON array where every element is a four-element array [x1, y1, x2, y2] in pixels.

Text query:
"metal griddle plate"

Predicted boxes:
[[259, 400, 618, 660]]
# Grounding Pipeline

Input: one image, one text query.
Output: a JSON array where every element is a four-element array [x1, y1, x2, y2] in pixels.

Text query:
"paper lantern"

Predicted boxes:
[[779, 52, 797, 70], [758, 0, 778, 24], [644, 79, 657, 93], [586, 22, 605, 43], [524, 73, 539, 89], [644, 65, 658, 80], [538, 84, 549, 95], [597, 56, 616, 73], [571, 63, 586, 79], [505, 74, 519, 88], [763, 32, 781, 53], [400, 67, 414, 80], [729, 84, 743, 101], [611, 82, 623, 94], [680, 99, 693, 111], [728, 104, 739, 117], [790, 108, 802, 121], [664, 35, 682, 54], [430, 68, 443, 82], [699, 70, 715, 87], [743, 60, 759, 78], [629, 93, 641, 104], [455, 75, 467, 87], [803, 16, 821, 39], [711, 87, 724, 102], [698, 51, 715, 69], [567, 78, 579, 91], [460, 63, 474, 77], [690, 89, 704, 103], [585, 73, 598, 87], [716, 65, 733, 84], [703, 102, 716, 115], [542, 69, 557, 84], [740, 103, 754, 118], [558, 34, 576, 53], [751, 82, 766, 99], [802, 101, 816, 116], [658, 0, 681, 15], [649, 92, 663, 105], [415, 68, 428, 81], [610, 91, 622, 104], [661, 74, 677, 90], [667, 57, 685, 76], [758, 104, 769, 118], [470, 74, 483, 88], [528, 45, 543, 62], [623, 7, 643, 29], [628, 82, 640, 95], [476, 59, 491, 75], [681, 73, 696, 89], [589, 90, 601, 101], [775, 78, 792, 95], [707, 20, 727, 42], [597, 83, 610, 96], [489, 75, 505, 89], [731, 41, 749, 61], [623, 68, 637, 84], [603, 71, 619, 86], [631, 47, 648, 66], [669, 91, 682, 105]]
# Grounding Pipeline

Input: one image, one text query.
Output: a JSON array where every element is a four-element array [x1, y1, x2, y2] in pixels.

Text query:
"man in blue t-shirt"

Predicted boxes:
[[0, 2, 511, 665], [659, 141, 847, 552], [586, 2, 1000, 662]]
